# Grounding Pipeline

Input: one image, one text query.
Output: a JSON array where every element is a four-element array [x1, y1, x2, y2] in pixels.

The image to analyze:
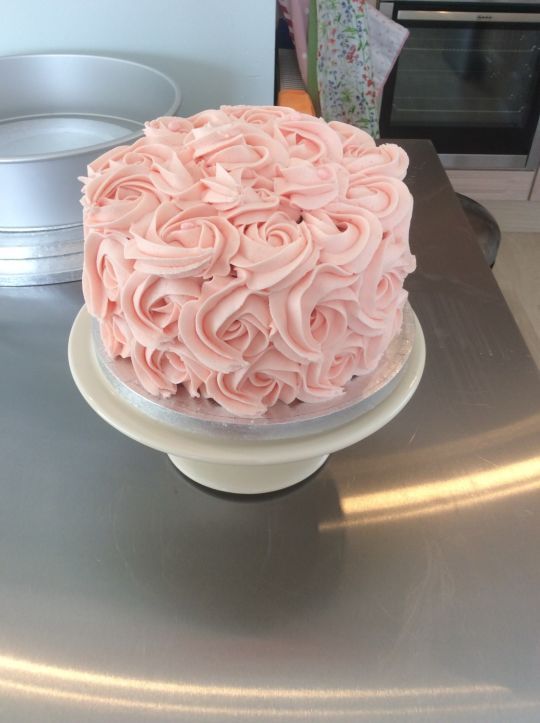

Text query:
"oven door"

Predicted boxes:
[[379, 3, 540, 169]]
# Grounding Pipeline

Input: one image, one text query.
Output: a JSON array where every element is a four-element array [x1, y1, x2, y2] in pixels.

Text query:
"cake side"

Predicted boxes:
[[81, 106, 415, 417]]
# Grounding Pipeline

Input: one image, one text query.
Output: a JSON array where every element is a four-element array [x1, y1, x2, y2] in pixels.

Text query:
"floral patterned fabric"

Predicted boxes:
[[316, 0, 379, 137]]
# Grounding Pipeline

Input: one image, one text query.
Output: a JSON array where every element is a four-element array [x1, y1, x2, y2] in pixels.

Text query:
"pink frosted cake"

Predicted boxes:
[[82, 106, 415, 417]]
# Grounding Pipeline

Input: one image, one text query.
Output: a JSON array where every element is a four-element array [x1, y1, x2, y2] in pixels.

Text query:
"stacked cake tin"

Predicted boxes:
[[0, 54, 181, 285]]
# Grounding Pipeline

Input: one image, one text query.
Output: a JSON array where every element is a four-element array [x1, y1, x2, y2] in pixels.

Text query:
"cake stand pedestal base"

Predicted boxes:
[[168, 454, 329, 494]]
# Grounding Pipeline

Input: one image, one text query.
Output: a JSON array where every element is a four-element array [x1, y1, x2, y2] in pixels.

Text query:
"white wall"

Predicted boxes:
[[1, 0, 275, 115]]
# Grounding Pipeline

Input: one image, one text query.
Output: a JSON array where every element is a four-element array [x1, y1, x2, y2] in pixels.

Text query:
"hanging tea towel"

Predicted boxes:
[[316, 0, 379, 136], [366, 4, 409, 93]]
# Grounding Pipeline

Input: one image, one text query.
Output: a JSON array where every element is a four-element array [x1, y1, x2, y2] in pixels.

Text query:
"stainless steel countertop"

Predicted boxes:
[[1, 140, 539, 722]]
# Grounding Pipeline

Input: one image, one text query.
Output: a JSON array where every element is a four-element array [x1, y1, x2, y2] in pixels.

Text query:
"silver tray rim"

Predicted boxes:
[[93, 303, 416, 441]]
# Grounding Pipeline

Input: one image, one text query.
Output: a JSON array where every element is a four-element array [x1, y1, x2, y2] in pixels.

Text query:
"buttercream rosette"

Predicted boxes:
[[82, 106, 415, 417]]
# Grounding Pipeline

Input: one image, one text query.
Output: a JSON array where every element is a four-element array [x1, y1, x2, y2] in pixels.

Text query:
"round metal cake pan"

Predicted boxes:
[[0, 54, 181, 232]]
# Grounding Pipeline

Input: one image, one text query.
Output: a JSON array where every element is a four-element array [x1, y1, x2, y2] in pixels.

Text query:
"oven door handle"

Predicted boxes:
[[397, 9, 540, 23]]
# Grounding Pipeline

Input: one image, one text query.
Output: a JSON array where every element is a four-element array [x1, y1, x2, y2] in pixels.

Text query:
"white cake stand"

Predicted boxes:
[[68, 307, 426, 495]]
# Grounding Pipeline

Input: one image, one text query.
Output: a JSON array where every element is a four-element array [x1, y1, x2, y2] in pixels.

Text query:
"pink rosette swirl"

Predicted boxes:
[[125, 202, 240, 278], [179, 277, 271, 373], [225, 187, 289, 225], [299, 338, 367, 402], [86, 144, 131, 176], [131, 139, 201, 197], [275, 161, 348, 210], [344, 176, 413, 233], [200, 165, 288, 224], [93, 138, 202, 202], [144, 116, 193, 144], [99, 309, 133, 359], [130, 341, 209, 399], [82, 162, 164, 231], [199, 164, 243, 206], [86, 138, 200, 200], [120, 272, 201, 348], [312, 341, 366, 388], [343, 143, 409, 180], [328, 121, 376, 153], [269, 264, 358, 364], [202, 349, 302, 417], [275, 117, 343, 163], [82, 230, 134, 319], [357, 232, 416, 320], [188, 108, 232, 128], [303, 204, 382, 273], [232, 212, 319, 290], [349, 232, 416, 371], [187, 123, 289, 177], [221, 104, 300, 127]]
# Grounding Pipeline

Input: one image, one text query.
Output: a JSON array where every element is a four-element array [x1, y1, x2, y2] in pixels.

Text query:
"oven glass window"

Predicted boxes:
[[392, 26, 540, 128], [381, 19, 540, 156]]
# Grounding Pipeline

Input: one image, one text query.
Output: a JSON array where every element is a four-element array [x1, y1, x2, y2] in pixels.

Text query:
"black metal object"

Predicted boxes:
[[456, 193, 501, 267]]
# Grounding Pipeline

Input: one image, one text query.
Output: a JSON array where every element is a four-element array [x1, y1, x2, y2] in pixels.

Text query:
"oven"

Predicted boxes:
[[379, 1, 540, 169]]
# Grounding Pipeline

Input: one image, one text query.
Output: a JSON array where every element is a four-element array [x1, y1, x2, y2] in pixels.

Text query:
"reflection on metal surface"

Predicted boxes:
[[0, 654, 537, 718], [331, 413, 540, 481], [0, 654, 505, 699], [0, 681, 538, 720], [321, 455, 540, 529]]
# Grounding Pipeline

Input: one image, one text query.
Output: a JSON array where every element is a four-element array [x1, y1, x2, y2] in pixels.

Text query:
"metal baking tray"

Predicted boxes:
[[0, 54, 181, 232]]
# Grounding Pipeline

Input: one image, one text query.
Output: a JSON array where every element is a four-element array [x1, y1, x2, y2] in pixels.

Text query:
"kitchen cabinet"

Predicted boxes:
[[447, 170, 535, 201]]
